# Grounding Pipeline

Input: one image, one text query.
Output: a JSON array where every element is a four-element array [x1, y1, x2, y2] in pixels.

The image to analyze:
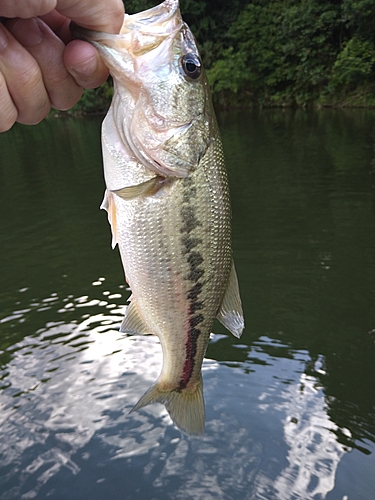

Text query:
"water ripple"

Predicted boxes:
[[0, 288, 373, 499]]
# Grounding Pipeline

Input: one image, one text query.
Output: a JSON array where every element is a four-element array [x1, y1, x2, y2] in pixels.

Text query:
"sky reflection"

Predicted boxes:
[[1, 287, 369, 500], [1, 109, 374, 499]]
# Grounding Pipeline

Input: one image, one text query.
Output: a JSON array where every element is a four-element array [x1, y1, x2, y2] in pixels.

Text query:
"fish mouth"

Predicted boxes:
[[120, 0, 180, 34], [72, 0, 206, 178], [71, 0, 182, 55]]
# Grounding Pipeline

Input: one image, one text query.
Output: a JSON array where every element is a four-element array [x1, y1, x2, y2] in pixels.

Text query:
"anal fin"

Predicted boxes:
[[120, 300, 150, 335], [100, 189, 118, 249]]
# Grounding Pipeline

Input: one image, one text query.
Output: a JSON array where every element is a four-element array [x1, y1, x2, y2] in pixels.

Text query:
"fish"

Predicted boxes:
[[73, 0, 244, 435]]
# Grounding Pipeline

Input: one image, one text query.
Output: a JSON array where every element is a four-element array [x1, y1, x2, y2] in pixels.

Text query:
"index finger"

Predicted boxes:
[[0, 1, 57, 18], [55, 0, 124, 33]]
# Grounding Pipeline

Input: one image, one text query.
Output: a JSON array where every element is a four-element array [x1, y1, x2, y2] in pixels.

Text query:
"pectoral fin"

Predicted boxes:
[[100, 190, 118, 249], [216, 260, 245, 338], [120, 300, 150, 335], [112, 176, 166, 201]]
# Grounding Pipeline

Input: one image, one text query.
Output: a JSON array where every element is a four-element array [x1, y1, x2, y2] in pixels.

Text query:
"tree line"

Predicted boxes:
[[74, 0, 375, 111]]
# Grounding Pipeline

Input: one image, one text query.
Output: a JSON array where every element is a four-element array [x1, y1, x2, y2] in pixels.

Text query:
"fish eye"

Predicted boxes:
[[181, 53, 202, 80]]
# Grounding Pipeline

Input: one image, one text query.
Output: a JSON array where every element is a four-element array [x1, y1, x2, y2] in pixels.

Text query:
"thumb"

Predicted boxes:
[[64, 39, 109, 89]]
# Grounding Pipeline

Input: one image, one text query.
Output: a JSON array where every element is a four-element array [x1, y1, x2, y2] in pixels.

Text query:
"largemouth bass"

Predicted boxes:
[[74, 0, 244, 435]]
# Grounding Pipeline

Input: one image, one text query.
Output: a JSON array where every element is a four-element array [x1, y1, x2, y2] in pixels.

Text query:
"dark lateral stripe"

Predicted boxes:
[[179, 282, 205, 389], [190, 313, 204, 328], [180, 206, 201, 234], [181, 235, 202, 254], [179, 324, 202, 389], [179, 178, 206, 389], [190, 300, 203, 313], [187, 282, 203, 300], [188, 268, 204, 282]]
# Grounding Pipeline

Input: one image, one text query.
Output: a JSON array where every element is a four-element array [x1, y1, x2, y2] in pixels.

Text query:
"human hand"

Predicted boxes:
[[0, 0, 124, 132]]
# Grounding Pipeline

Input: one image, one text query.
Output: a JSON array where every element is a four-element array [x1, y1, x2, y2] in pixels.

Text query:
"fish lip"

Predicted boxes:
[[69, 22, 113, 45], [121, 0, 180, 34], [70, 0, 181, 43], [69, 22, 94, 43]]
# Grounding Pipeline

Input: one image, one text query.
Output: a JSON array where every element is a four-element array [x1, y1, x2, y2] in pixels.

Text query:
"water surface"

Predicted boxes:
[[0, 110, 374, 499]]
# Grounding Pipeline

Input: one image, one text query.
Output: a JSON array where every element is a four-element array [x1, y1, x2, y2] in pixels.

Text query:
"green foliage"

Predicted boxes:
[[330, 38, 375, 88], [74, 0, 375, 110], [207, 0, 375, 107], [340, 0, 375, 40], [123, 0, 158, 14], [210, 1, 334, 106]]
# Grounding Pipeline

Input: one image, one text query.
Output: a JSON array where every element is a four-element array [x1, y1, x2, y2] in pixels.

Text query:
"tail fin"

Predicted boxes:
[[130, 376, 205, 435]]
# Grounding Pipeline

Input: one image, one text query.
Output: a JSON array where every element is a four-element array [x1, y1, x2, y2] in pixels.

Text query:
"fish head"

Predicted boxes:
[[73, 0, 212, 178]]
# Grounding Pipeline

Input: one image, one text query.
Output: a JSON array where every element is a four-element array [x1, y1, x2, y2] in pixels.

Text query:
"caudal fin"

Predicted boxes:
[[130, 376, 205, 435]]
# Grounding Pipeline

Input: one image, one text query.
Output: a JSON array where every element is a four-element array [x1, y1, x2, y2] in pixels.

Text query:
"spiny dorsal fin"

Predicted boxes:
[[216, 260, 245, 338], [120, 300, 150, 334]]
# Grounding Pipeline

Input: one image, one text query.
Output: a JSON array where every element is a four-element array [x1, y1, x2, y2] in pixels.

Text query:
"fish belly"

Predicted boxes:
[[117, 140, 231, 384], [104, 129, 231, 434]]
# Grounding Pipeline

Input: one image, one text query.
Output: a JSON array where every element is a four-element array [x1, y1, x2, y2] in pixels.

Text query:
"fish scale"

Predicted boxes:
[[73, 0, 244, 435]]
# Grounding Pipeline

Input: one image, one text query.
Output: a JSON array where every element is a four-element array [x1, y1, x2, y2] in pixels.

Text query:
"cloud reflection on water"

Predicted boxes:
[[0, 289, 354, 499], [273, 372, 349, 499]]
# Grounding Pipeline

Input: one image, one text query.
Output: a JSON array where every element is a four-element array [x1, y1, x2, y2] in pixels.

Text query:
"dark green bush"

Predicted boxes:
[[70, 0, 375, 110]]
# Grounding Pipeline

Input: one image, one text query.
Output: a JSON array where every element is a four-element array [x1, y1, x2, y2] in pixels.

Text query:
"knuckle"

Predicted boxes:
[[0, 115, 16, 132], [16, 59, 42, 89], [52, 89, 82, 112], [0, 78, 17, 132], [11, 63, 51, 124], [17, 100, 50, 125], [0, 44, 51, 127], [46, 68, 83, 110]]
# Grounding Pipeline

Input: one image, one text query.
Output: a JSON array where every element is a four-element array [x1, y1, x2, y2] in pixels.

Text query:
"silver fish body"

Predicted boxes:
[[75, 0, 244, 435]]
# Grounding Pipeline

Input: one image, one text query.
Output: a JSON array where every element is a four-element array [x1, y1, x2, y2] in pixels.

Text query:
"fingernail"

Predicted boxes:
[[0, 24, 9, 51], [10, 18, 43, 47]]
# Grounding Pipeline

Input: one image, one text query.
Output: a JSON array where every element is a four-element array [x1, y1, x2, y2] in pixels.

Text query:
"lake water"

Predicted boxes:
[[0, 109, 374, 500]]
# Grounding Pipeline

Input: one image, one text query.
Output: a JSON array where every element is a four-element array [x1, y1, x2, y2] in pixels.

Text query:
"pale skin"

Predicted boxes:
[[0, 0, 125, 132]]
